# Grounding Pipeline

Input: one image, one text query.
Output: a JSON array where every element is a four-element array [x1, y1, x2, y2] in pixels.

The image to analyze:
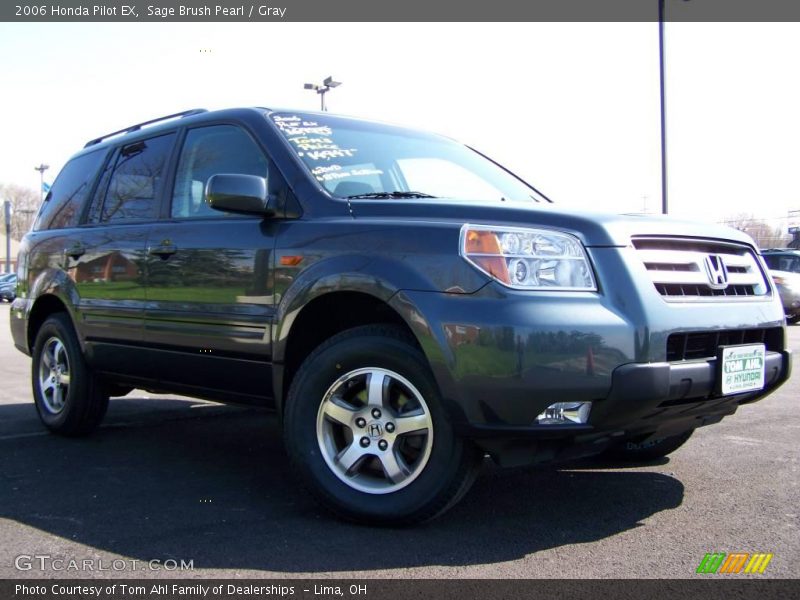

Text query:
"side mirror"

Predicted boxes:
[[205, 174, 274, 216]]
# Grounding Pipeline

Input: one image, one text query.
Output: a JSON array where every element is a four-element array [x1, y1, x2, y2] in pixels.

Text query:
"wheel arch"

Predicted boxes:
[[274, 288, 424, 414], [27, 294, 76, 355]]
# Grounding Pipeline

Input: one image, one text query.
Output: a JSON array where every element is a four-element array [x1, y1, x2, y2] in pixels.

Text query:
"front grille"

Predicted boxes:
[[654, 283, 756, 297], [633, 237, 769, 300], [666, 328, 783, 361]]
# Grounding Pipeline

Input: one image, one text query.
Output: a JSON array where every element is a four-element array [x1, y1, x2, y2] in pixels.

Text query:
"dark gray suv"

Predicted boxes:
[[10, 108, 792, 524]]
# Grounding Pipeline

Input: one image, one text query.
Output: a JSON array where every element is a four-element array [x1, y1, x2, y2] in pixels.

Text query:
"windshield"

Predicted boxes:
[[269, 112, 545, 202]]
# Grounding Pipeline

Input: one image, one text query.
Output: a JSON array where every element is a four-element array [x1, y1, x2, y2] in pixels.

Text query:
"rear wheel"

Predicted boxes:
[[31, 313, 109, 436], [604, 430, 694, 461], [283, 325, 481, 525]]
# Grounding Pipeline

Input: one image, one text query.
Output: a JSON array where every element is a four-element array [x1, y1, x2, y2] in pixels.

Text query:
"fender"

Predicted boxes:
[[25, 267, 83, 351], [271, 252, 483, 427], [272, 253, 441, 364]]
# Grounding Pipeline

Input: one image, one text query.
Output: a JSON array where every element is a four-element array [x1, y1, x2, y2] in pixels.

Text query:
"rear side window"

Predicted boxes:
[[171, 125, 268, 218], [33, 149, 107, 230], [101, 133, 176, 222]]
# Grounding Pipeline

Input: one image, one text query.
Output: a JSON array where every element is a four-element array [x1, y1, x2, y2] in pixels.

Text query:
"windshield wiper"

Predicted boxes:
[[344, 191, 437, 199]]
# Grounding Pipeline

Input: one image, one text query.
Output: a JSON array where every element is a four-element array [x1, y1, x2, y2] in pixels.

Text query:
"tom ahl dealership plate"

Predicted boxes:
[[718, 344, 766, 396]]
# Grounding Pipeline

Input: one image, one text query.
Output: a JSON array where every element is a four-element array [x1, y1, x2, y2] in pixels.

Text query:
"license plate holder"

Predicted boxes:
[[717, 344, 766, 396]]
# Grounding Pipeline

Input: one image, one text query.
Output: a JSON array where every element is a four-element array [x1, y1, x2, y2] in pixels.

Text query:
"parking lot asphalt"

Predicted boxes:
[[0, 303, 797, 579]]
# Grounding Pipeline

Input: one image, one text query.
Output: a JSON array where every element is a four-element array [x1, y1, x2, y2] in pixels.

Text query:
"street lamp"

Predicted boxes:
[[303, 76, 342, 112], [4, 200, 12, 273], [658, 0, 668, 215], [34, 163, 50, 203]]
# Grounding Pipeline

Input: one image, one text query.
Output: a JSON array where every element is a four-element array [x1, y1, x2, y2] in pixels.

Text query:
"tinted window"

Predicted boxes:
[[172, 125, 268, 218], [101, 134, 175, 222], [33, 149, 107, 230]]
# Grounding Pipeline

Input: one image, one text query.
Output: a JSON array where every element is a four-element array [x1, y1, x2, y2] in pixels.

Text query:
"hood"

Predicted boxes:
[[347, 198, 757, 248]]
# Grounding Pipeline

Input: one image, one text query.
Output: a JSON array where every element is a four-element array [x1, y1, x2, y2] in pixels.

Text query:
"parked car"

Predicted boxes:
[[761, 249, 800, 323], [9, 107, 791, 524], [762, 248, 800, 275], [769, 269, 800, 323], [0, 273, 17, 302]]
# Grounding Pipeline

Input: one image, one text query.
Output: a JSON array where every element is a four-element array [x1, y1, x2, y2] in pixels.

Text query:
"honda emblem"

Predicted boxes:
[[704, 254, 729, 289]]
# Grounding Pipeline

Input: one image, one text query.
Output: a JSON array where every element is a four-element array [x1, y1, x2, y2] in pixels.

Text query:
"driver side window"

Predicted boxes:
[[171, 125, 268, 218]]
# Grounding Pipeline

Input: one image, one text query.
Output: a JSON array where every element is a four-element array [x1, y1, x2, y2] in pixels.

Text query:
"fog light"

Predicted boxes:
[[536, 402, 592, 425]]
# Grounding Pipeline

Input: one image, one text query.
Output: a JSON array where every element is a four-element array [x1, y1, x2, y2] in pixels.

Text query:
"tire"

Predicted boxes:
[[604, 429, 694, 462], [31, 313, 109, 436], [283, 324, 482, 525]]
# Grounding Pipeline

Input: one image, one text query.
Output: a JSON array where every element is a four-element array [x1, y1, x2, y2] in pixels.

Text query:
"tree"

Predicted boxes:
[[721, 213, 789, 249], [0, 183, 40, 240]]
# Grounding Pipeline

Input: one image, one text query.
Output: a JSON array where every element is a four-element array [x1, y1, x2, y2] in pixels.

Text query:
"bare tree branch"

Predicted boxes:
[[722, 213, 790, 249], [0, 183, 40, 240]]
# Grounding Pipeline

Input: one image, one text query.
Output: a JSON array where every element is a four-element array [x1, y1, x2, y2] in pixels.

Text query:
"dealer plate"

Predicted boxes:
[[718, 344, 766, 396]]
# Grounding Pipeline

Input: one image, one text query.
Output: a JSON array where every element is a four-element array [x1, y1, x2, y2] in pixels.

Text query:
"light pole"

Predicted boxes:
[[4, 200, 12, 273], [34, 163, 50, 202], [658, 0, 668, 214], [303, 76, 342, 111]]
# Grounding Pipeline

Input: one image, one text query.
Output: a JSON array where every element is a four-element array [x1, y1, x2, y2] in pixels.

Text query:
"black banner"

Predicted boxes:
[[3, 580, 800, 600], [4, 0, 800, 23]]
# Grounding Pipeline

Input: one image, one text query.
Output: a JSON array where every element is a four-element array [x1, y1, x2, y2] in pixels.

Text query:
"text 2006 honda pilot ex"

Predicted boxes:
[[10, 108, 792, 524]]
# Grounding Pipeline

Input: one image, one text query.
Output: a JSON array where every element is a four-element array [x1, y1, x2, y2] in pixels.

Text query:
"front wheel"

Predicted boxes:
[[283, 325, 481, 525], [31, 313, 109, 436]]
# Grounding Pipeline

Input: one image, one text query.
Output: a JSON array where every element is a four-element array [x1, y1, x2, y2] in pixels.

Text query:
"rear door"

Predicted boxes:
[[22, 147, 109, 337], [144, 123, 277, 402], [75, 132, 176, 380]]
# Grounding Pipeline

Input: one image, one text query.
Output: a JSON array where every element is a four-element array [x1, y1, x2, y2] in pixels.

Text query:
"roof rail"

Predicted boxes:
[[84, 108, 208, 148]]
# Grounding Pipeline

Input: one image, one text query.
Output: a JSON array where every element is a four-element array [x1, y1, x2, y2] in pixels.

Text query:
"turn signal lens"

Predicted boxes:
[[464, 229, 510, 283], [460, 225, 597, 291]]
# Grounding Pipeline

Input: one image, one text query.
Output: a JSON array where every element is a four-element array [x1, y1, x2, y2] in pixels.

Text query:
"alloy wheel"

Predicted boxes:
[[316, 367, 433, 494], [38, 336, 71, 414]]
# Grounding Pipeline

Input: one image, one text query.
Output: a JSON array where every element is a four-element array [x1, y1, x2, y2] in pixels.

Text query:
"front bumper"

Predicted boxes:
[[458, 350, 791, 466], [391, 283, 791, 466], [462, 349, 791, 437]]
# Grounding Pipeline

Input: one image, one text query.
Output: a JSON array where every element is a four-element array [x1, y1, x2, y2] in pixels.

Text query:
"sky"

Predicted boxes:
[[0, 22, 798, 230]]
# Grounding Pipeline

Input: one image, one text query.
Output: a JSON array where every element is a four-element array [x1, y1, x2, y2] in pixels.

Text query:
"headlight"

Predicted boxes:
[[460, 224, 597, 291]]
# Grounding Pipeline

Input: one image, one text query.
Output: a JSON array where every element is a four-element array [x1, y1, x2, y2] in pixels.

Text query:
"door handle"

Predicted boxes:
[[148, 244, 177, 258], [65, 245, 85, 259]]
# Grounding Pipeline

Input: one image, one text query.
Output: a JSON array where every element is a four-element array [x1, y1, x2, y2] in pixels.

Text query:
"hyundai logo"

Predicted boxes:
[[704, 254, 729, 289]]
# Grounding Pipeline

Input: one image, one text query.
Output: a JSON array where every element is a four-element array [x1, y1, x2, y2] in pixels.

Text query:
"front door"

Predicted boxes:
[[144, 124, 277, 402]]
